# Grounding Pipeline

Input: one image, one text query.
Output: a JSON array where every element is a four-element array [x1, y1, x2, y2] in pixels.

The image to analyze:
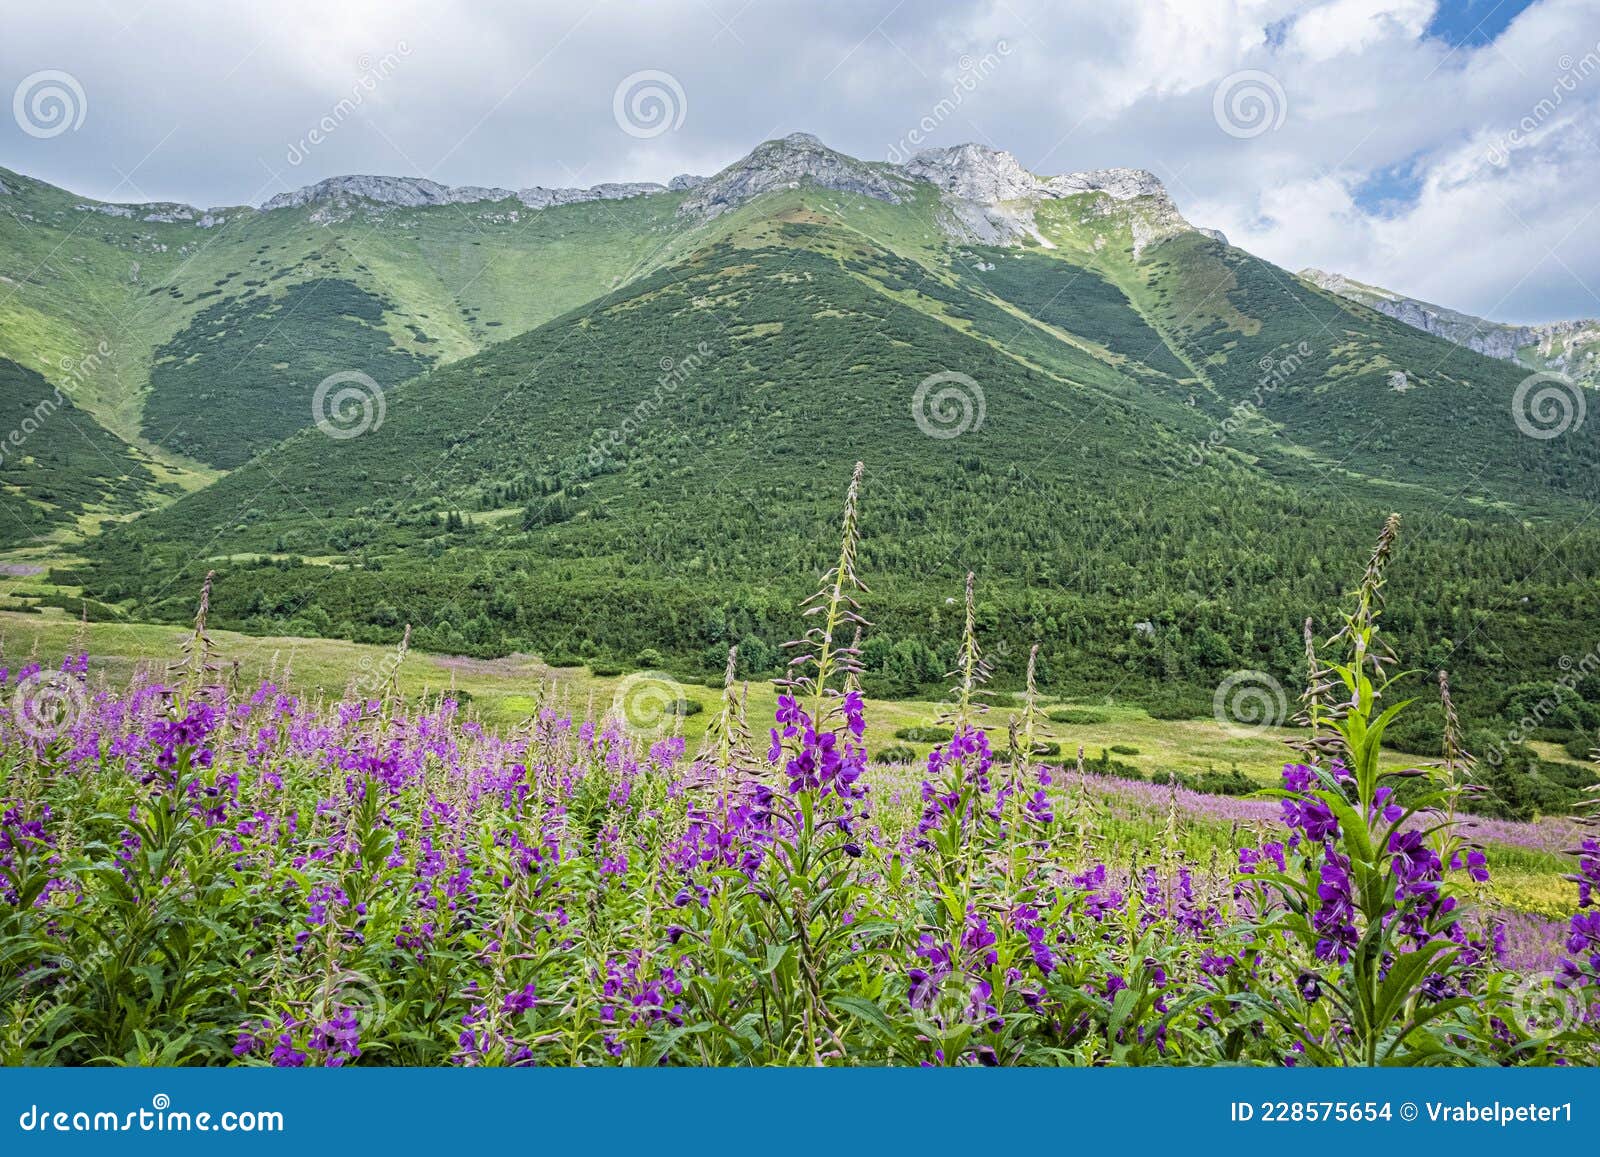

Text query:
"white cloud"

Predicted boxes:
[[1287, 0, 1437, 61], [1, 0, 1596, 321]]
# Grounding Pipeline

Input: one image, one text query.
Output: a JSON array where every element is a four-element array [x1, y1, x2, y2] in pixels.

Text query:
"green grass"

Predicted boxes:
[[65, 211, 1600, 736], [0, 604, 1437, 784], [9, 165, 1600, 757], [0, 165, 691, 483]]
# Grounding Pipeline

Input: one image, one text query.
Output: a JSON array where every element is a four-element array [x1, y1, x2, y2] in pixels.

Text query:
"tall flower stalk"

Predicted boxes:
[[1232, 515, 1491, 1065], [749, 462, 876, 1062]]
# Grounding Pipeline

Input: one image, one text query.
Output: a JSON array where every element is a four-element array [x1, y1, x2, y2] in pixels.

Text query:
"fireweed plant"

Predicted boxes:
[[1227, 517, 1508, 1064], [0, 477, 1597, 1066]]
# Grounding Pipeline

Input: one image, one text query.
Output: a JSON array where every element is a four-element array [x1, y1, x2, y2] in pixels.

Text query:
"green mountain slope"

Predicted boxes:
[[74, 208, 1600, 718], [11, 134, 1600, 723], [0, 357, 181, 548], [1300, 267, 1600, 391], [1136, 235, 1600, 507], [0, 167, 691, 476]]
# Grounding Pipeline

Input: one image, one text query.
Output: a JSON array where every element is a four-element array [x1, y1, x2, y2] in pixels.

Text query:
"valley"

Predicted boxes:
[[4, 133, 1600, 807]]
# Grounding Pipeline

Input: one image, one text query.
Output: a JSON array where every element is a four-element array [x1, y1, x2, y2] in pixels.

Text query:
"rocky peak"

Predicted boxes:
[[1299, 268, 1360, 297], [670, 132, 1201, 250], [903, 144, 1038, 203], [1041, 167, 1168, 201], [262, 175, 498, 211], [66, 131, 1217, 251], [678, 132, 914, 220], [903, 146, 1171, 206], [892, 146, 1200, 252], [261, 173, 674, 214]]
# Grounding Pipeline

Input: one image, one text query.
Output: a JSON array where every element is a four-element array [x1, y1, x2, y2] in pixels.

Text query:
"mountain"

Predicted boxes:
[[0, 132, 1229, 482], [0, 163, 693, 474], [0, 356, 183, 548], [1300, 268, 1600, 389], [52, 135, 1600, 721]]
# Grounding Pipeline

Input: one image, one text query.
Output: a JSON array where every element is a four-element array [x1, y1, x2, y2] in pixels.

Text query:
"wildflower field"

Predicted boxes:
[[2, 467, 1597, 1067]]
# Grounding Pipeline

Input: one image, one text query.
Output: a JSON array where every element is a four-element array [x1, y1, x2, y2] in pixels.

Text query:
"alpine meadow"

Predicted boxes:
[[3, 1, 1600, 1075]]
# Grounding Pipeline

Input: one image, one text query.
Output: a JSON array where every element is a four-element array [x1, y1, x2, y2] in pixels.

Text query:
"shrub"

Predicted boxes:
[[1142, 692, 1211, 721], [1539, 758, 1599, 791], [872, 743, 917, 764], [589, 661, 624, 677], [1109, 744, 1139, 755], [894, 725, 953, 743], [1081, 749, 1141, 779], [1047, 707, 1109, 725], [1187, 767, 1255, 796]]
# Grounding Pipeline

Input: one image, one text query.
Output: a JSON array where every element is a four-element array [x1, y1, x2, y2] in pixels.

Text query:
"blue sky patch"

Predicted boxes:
[[1423, 0, 1537, 49], [1352, 157, 1427, 216]]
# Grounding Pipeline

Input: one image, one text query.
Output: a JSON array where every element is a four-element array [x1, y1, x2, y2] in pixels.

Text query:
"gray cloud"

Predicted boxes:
[[2, 0, 1597, 323]]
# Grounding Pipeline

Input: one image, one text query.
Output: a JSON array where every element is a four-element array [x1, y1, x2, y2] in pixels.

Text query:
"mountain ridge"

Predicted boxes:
[[1299, 267, 1600, 389], [7, 130, 1600, 724], [5, 131, 1219, 249]]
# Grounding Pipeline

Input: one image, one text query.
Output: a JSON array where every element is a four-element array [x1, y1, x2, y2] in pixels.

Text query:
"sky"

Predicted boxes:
[[2, 0, 1598, 324]]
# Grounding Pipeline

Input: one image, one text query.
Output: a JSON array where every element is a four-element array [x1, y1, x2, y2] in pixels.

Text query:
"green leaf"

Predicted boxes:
[[830, 994, 899, 1041]]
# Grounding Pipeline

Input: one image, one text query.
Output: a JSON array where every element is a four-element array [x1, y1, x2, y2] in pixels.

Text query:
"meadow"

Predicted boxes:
[[1, 465, 1596, 1066]]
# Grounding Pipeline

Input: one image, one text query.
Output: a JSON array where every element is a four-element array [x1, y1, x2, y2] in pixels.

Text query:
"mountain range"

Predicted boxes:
[[1299, 268, 1600, 390], [4, 132, 1598, 715]]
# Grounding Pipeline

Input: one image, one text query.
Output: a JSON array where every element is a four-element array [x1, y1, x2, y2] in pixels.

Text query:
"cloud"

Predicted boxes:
[[1286, 0, 1437, 61], [1, 0, 1594, 322]]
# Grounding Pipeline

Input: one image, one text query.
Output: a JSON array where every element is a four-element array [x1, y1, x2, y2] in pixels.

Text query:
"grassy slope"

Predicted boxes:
[[0, 602, 1277, 774], [60, 201, 1600, 738], [0, 167, 696, 481], [0, 601, 1576, 916], [13, 174, 1600, 732], [0, 357, 183, 548]]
